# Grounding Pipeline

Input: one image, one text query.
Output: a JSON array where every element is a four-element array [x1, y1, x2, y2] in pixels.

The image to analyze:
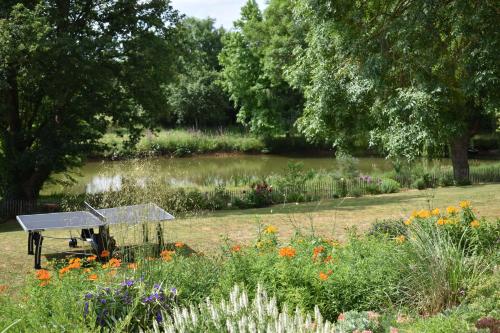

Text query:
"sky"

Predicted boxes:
[[171, 0, 268, 29]]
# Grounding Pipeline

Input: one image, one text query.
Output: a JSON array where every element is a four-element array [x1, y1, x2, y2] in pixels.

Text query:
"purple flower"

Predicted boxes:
[[170, 287, 177, 295], [100, 299, 107, 304], [83, 302, 89, 319], [121, 279, 134, 287], [156, 311, 163, 323], [85, 293, 93, 299]]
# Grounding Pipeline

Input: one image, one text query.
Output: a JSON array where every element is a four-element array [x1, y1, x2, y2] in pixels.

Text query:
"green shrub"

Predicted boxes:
[[380, 178, 400, 193], [368, 219, 406, 238]]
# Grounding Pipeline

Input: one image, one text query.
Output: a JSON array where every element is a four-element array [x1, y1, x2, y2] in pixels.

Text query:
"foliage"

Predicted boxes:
[[288, 0, 500, 182], [84, 280, 177, 330], [165, 18, 232, 128], [0, 1, 181, 199], [399, 203, 498, 314], [368, 219, 407, 238], [219, 0, 304, 136]]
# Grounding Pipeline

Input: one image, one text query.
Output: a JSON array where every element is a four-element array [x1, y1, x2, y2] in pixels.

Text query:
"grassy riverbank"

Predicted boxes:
[[97, 128, 333, 159]]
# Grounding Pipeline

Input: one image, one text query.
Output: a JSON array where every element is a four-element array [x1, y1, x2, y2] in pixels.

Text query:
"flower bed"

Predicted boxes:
[[0, 201, 498, 332]]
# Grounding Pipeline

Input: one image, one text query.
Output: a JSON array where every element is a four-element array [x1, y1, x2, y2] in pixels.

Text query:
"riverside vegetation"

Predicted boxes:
[[0, 201, 498, 332], [56, 159, 500, 218]]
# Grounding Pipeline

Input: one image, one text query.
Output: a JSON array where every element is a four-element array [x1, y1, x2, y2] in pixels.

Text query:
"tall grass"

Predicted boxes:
[[100, 129, 266, 158], [400, 223, 489, 314]]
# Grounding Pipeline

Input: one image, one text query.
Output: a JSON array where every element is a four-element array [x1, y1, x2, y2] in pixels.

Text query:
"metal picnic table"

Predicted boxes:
[[16, 202, 174, 269]]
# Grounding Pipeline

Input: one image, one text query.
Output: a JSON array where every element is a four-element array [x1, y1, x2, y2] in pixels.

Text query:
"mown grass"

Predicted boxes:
[[1, 184, 499, 299]]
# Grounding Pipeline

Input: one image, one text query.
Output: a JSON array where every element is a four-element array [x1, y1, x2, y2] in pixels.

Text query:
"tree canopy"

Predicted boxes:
[[219, 0, 304, 137], [0, 0, 180, 199], [288, 0, 499, 182]]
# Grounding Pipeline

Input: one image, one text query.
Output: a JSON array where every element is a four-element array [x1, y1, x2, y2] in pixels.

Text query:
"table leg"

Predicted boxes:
[[28, 231, 34, 255], [33, 232, 44, 269], [156, 223, 164, 252]]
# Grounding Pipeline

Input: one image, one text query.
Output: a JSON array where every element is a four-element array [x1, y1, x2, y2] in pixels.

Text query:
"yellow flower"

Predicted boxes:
[[265, 225, 278, 234], [395, 235, 406, 244], [436, 218, 446, 226], [417, 210, 431, 219], [431, 208, 440, 216], [404, 217, 413, 226], [459, 200, 471, 209], [410, 210, 418, 218], [470, 220, 480, 228], [446, 206, 458, 215]]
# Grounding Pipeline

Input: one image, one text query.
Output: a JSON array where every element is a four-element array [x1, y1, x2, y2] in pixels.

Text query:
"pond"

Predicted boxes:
[[43, 154, 497, 194]]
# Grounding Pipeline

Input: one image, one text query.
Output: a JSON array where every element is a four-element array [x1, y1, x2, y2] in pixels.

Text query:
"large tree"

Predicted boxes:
[[165, 17, 232, 128], [290, 0, 499, 182], [219, 0, 304, 136], [0, 0, 180, 199]]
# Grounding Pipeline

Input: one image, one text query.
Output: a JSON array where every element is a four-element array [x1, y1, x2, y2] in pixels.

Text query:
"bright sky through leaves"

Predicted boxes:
[[171, 0, 267, 29]]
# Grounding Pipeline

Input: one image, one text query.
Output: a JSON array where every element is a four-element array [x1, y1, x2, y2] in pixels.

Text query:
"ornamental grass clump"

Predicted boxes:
[[399, 214, 491, 314]]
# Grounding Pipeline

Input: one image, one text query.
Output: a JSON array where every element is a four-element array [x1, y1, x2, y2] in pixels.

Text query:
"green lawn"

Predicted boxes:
[[1, 184, 499, 297]]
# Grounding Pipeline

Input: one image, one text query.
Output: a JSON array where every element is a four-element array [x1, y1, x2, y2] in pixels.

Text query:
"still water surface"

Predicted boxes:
[[43, 155, 495, 194]]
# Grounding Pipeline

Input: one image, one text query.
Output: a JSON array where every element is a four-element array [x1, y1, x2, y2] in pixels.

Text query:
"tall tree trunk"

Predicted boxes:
[[449, 133, 470, 185]]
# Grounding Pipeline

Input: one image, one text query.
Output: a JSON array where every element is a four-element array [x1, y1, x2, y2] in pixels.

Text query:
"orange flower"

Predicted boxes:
[[231, 245, 241, 252], [312, 246, 325, 259], [324, 255, 333, 263], [175, 242, 185, 248], [59, 266, 71, 275], [0, 285, 7, 293], [87, 255, 97, 262], [39, 280, 50, 287], [100, 250, 110, 258], [68, 261, 81, 269], [470, 220, 480, 228], [161, 250, 175, 262], [127, 263, 138, 270], [279, 246, 296, 258], [36, 269, 51, 281], [68, 258, 81, 264], [83, 268, 92, 273], [319, 272, 329, 281], [108, 258, 121, 268], [88, 274, 98, 281], [436, 218, 447, 226]]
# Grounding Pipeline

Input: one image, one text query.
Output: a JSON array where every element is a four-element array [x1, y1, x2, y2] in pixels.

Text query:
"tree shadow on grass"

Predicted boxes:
[[209, 192, 427, 218], [0, 219, 23, 233]]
